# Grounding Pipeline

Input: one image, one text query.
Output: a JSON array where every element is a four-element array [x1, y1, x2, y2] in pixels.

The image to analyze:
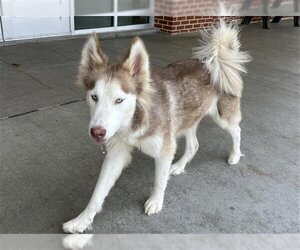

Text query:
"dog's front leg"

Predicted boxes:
[[63, 142, 132, 233], [145, 140, 176, 215]]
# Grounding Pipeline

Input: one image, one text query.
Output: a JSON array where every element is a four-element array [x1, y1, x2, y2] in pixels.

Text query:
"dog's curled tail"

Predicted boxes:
[[193, 20, 251, 98]]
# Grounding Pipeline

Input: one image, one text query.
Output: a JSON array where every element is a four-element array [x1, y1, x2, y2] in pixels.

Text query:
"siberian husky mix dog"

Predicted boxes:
[[63, 20, 251, 233]]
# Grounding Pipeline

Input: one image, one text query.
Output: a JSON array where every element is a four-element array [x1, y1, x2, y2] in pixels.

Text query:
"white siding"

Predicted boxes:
[[1, 0, 71, 41]]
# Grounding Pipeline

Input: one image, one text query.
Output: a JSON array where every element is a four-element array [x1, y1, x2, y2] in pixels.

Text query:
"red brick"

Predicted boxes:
[[164, 16, 174, 21], [159, 20, 168, 25], [168, 21, 180, 25], [193, 24, 201, 28], [181, 20, 189, 25], [176, 25, 185, 30], [190, 19, 198, 24], [163, 25, 176, 30]]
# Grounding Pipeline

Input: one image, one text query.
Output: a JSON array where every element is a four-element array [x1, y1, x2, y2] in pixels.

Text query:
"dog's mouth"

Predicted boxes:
[[89, 133, 107, 144], [93, 137, 107, 144]]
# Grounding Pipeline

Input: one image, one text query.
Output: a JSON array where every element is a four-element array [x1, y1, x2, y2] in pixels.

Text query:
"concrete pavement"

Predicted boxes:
[[0, 20, 299, 233]]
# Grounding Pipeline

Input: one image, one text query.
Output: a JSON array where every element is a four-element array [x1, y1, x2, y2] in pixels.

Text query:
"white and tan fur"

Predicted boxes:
[[63, 20, 251, 233]]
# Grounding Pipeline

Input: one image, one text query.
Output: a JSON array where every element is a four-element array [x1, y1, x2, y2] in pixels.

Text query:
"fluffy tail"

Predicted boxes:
[[193, 20, 251, 98]]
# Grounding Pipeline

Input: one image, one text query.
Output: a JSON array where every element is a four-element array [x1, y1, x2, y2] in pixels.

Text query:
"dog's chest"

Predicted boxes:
[[128, 135, 163, 158]]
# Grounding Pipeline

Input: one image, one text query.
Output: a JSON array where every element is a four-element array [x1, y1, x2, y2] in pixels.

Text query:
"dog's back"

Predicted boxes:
[[151, 59, 216, 134], [147, 20, 251, 139]]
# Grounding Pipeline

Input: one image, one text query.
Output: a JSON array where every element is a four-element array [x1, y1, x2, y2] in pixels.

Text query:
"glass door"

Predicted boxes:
[[118, 0, 150, 11], [117, 0, 152, 30], [72, 0, 154, 34], [74, 0, 114, 31]]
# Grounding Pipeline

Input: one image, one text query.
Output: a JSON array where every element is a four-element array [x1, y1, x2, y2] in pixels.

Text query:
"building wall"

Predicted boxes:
[[154, 16, 243, 34], [154, 0, 293, 34], [0, 0, 154, 41], [0, 0, 71, 41], [0, 0, 294, 40], [154, 15, 292, 34], [153, 0, 248, 34], [155, 0, 271, 16]]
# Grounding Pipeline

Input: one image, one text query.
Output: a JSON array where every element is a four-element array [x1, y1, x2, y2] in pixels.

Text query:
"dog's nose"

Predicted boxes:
[[90, 126, 106, 141]]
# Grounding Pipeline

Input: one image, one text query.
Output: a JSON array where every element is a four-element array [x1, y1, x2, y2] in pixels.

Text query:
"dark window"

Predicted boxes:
[[118, 16, 150, 26], [74, 16, 114, 30]]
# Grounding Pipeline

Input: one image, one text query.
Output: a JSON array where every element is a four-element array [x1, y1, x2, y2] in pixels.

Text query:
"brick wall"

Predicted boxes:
[[155, 0, 217, 16], [154, 16, 292, 34], [154, 0, 246, 34], [154, 0, 293, 34], [154, 16, 242, 34], [154, 0, 291, 16]]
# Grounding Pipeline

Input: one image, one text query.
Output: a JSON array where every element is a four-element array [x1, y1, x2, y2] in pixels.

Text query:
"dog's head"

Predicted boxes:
[[77, 33, 152, 143]]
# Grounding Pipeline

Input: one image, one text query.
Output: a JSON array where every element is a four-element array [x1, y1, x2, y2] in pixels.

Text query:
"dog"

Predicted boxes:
[[63, 20, 251, 233]]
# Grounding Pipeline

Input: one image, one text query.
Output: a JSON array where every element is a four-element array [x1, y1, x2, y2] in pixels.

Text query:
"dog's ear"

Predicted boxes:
[[123, 37, 153, 111], [77, 33, 108, 89], [80, 33, 107, 70], [122, 37, 150, 84]]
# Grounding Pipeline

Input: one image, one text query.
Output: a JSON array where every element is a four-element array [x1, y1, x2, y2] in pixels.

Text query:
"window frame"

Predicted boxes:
[[70, 0, 154, 35]]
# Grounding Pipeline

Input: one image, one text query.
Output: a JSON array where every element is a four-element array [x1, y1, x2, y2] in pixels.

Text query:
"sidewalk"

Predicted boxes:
[[0, 20, 299, 233]]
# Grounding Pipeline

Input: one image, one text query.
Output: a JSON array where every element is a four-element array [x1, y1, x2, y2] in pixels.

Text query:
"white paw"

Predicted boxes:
[[63, 234, 93, 249], [170, 163, 185, 176], [63, 214, 93, 234], [227, 151, 241, 165], [144, 195, 163, 215]]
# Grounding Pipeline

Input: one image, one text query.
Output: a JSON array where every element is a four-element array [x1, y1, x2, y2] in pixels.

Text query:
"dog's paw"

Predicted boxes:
[[144, 195, 163, 215], [63, 215, 93, 234], [63, 234, 93, 249], [170, 164, 185, 176], [227, 151, 241, 165]]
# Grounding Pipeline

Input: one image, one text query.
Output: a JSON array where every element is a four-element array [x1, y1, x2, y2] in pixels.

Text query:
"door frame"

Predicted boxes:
[[70, 0, 154, 35], [0, 18, 3, 42], [0, 1, 3, 41]]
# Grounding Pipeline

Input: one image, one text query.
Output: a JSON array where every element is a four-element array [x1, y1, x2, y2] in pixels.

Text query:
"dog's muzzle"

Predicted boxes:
[[90, 126, 106, 143]]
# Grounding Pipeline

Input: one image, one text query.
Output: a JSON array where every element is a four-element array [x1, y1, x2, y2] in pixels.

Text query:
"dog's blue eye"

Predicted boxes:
[[115, 98, 124, 104], [91, 95, 98, 102]]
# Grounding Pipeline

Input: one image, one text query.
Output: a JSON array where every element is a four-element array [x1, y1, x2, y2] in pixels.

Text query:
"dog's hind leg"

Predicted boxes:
[[210, 96, 242, 165], [170, 124, 199, 176], [226, 124, 242, 165]]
